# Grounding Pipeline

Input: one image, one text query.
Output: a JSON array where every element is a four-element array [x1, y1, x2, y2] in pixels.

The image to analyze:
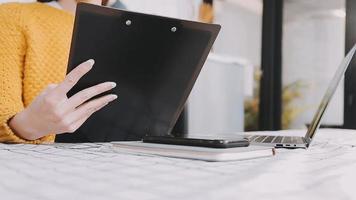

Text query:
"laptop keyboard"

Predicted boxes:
[[247, 135, 305, 144], [273, 136, 283, 143]]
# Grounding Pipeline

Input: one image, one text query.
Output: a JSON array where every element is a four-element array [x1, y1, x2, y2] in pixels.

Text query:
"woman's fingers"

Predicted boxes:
[[65, 81, 116, 110], [58, 102, 109, 135], [59, 94, 118, 133], [54, 59, 95, 95]]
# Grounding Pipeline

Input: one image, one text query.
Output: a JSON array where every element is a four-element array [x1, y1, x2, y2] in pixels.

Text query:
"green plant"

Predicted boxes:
[[244, 69, 308, 131]]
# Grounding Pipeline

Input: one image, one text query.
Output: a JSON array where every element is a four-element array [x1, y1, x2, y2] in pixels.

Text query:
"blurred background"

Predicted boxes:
[[2, 0, 356, 135]]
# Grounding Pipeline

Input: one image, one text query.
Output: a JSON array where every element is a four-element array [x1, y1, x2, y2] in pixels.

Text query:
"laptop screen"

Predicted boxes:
[[305, 44, 356, 142]]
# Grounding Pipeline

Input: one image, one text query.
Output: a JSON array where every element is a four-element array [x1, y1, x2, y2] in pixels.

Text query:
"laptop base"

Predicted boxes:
[[245, 135, 308, 149]]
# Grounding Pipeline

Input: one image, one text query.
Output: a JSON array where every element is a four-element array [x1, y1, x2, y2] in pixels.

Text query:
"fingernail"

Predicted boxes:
[[109, 82, 117, 88], [110, 95, 118, 101], [87, 59, 95, 67]]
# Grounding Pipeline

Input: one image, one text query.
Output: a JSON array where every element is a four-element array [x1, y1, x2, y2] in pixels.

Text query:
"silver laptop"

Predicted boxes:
[[246, 44, 356, 149]]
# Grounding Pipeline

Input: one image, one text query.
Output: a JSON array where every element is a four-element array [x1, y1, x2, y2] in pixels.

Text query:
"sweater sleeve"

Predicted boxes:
[[0, 4, 53, 144]]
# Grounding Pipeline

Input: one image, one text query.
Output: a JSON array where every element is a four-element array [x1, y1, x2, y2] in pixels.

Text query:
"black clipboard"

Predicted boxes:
[[57, 3, 220, 142]]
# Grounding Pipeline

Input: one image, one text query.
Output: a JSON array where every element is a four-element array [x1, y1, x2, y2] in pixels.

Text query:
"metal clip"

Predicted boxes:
[[126, 20, 132, 26], [171, 27, 177, 32]]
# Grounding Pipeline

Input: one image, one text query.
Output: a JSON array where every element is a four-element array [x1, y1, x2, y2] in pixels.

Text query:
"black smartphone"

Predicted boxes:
[[142, 135, 250, 148]]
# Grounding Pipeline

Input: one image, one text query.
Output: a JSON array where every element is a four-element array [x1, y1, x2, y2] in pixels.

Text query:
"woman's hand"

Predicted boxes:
[[9, 59, 117, 140]]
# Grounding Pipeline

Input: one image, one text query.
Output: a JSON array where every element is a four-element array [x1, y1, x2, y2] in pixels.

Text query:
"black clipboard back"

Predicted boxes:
[[61, 3, 220, 142]]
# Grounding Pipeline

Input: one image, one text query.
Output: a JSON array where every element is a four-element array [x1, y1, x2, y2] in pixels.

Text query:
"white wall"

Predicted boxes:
[[121, 0, 200, 20], [213, 0, 262, 67], [283, 0, 346, 128]]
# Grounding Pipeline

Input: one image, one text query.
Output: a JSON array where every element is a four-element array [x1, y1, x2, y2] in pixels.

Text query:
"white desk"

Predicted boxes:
[[0, 129, 356, 200]]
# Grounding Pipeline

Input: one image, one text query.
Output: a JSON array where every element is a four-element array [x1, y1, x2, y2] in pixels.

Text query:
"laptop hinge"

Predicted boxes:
[[304, 137, 311, 144]]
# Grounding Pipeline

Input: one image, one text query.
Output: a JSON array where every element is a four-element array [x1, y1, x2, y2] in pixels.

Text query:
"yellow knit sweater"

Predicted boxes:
[[0, 3, 74, 143]]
